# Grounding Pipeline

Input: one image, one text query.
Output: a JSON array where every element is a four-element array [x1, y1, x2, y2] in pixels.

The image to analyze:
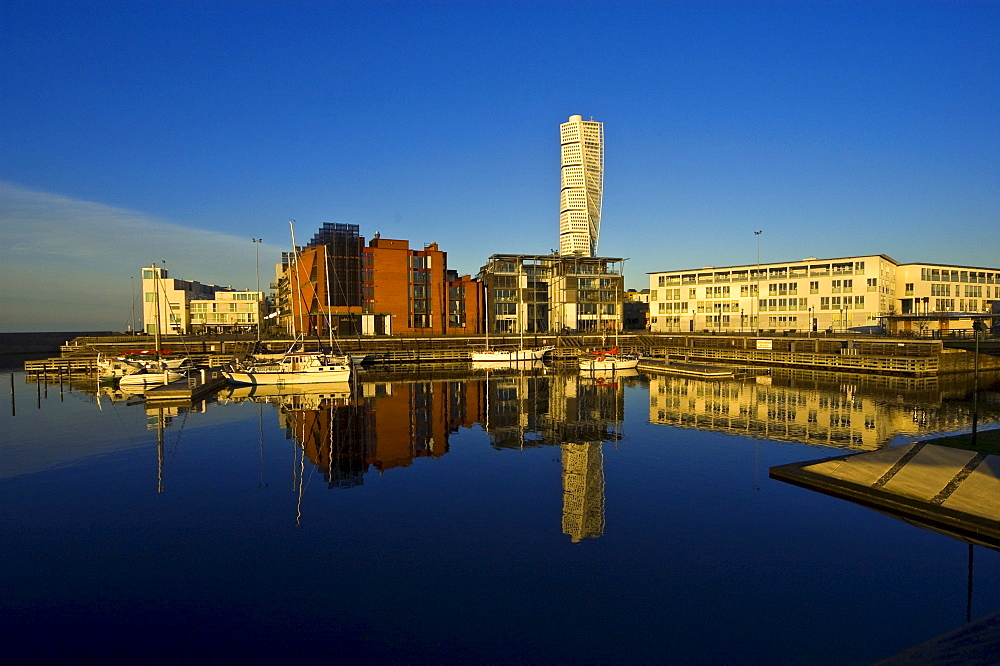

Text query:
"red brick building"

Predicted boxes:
[[280, 224, 482, 337]]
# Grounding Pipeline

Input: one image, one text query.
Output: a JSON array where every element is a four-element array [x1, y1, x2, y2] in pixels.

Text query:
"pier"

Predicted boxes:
[[770, 431, 1000, 548]]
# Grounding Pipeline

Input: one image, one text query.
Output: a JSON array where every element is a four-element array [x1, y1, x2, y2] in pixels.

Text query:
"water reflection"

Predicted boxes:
[[649, 368, 1000, 450], [216, 368, 641, 540]]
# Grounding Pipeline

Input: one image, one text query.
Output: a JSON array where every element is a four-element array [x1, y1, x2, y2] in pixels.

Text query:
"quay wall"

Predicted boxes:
[[20, 332, 1000, 377]]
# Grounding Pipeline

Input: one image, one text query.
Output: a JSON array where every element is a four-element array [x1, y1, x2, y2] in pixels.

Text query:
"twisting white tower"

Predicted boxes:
[[559, 114, 604, 256]]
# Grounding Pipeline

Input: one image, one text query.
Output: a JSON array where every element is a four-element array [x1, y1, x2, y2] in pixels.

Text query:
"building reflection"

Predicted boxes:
[[648, 368, 1000, 450], [225, 368, 637, 542], [230, 379, 476, 489], [477, 370, 635, 541]]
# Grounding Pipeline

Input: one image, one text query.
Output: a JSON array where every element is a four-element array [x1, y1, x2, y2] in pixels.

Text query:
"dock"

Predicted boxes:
[[637, 357, 740, 378], [142, 369, 229, 403], [770, 431, 1000, 548]]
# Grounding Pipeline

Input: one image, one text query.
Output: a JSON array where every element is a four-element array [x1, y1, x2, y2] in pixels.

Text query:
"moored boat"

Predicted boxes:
[[223, 351, 351, 385], [471, 346, 553, 363], [579, 346, 640, 372], [119, 369, 186, 386]]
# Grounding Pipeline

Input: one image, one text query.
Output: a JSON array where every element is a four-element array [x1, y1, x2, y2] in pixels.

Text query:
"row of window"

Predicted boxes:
[[920, 268, 996, 283], [656, 261, 869, 286], [819, 296, 866, 309]]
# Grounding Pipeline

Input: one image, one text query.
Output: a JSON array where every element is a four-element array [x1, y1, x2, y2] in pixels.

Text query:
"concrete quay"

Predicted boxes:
[[770, 430, 1000, 548], [22, 332, 1000, 377]]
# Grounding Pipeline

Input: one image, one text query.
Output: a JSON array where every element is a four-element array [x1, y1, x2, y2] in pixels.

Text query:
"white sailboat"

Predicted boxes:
[[223, 223, 352, 386], [223, 348, 351, 385], [579, 282, 638, 372], [578, 346, 640, 372], [119, 265, 191, 386]]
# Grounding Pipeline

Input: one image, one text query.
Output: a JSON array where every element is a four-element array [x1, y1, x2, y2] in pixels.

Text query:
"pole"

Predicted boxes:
[[972, 321, 982, 447], [253, 238, 262, 342], [754, 230, 762, 335], [153, 264, 161, 360]]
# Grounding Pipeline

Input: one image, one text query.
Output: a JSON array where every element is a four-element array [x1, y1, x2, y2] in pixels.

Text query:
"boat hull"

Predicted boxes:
[[579, 357, 640, 372], [224, 368, 351, 385], [119, 371, 184, 386], [471, 347, 553, 363]]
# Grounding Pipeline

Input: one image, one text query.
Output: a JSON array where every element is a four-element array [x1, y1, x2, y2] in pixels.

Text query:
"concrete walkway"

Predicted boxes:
[[770, 431, 1000, 547]]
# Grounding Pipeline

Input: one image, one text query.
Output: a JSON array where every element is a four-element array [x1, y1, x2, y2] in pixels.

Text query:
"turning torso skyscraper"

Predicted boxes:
[[559, 114, 604, 257]]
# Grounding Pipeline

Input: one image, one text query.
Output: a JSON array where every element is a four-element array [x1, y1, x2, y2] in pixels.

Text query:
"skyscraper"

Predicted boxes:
[[559, 114, 604, 256]]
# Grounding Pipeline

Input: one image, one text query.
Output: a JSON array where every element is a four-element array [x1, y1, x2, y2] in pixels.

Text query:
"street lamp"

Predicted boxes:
[[754, 230, 762, 334], [972, 318, 986, 447], [252, 238, 262, 342]]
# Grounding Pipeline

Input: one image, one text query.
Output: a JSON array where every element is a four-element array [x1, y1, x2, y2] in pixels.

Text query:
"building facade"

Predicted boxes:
[[648, 254, 1000, 335], [559, 114, 604, 257], [141, 265, 265, 335], [478, 254, 625, 333], [278, 224, 483, 337]]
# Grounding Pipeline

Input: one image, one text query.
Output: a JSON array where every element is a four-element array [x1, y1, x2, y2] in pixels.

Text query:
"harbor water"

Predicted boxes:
[[2, 362, 999, 663]]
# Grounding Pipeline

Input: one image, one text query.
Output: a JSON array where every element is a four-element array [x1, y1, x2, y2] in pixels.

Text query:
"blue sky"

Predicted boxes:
[[2, 0, 998, 332]]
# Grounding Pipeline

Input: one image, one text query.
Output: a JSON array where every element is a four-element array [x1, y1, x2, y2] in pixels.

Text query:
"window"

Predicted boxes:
[[904, 283, 914, 295]]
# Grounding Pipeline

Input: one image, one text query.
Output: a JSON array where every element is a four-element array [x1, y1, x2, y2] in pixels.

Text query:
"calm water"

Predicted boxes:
[[2, 365, 999, 664]]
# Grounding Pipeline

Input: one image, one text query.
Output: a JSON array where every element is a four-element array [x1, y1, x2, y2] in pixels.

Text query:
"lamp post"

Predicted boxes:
[[972, 318, 986, 447], [754, 230, 762, 335], [252, 238, 263, 342], [808, 306, 814, 338]]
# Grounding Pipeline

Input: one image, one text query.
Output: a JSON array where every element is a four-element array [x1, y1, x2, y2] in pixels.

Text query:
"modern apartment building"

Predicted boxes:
[[648, 254, 1000, 335], [478, 253, 625, 333], [279, 223, 483, 337], [141, 265, 265, 335], [559, 114, 604, 257]]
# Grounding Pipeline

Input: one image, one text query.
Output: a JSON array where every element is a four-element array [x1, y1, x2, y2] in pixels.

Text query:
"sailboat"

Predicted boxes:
[[472, 265, 553, 364], [578, 345, 639, 372], [579, 284, 639, 372], [120, 265, 190, 386], [223, 224, 352, 386], [223, 346, 351, 385]]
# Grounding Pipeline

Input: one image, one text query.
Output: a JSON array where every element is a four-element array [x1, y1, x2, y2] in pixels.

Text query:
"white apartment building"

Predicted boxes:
[[141, 265, 265, 335], [559, 114, 604, 257], [648, 254, 1000, 335], [478, 254, 625, 333]]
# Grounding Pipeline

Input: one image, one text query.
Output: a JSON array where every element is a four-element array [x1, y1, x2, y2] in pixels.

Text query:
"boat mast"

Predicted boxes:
[[289, 220, 302, 342], [152, 264, 161, 360], [322, 244, 339, 353]]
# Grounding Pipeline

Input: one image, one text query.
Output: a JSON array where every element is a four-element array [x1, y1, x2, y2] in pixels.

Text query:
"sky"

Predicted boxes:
[[2, 0, 998, 332]]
